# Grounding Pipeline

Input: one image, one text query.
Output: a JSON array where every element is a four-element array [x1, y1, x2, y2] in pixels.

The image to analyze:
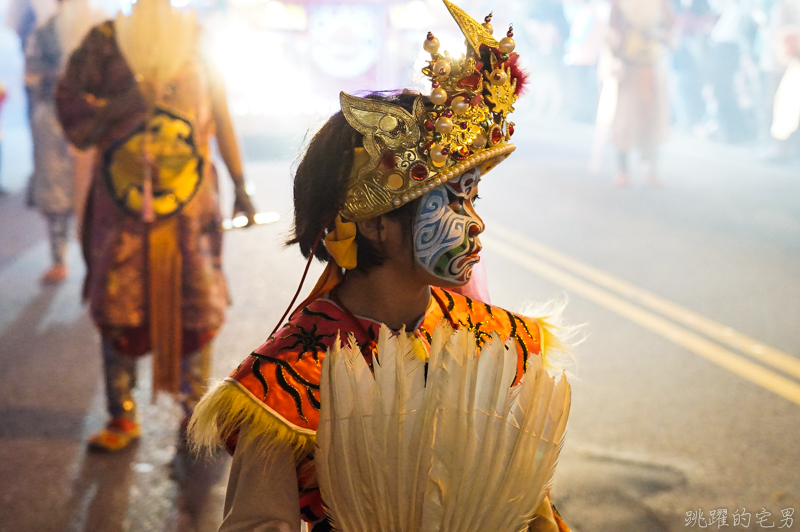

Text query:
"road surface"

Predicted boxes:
[[0, 115, 798, 531]]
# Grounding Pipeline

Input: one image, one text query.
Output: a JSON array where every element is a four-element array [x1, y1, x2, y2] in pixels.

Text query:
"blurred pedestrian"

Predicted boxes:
[[526, 0, 570, 118], [26, 12, 72, 282], [6, 0, 59, 206], [56, 0, 257, 451], [707, 0, 757, 143], [25, 0, 103, 282], [564, 0, 610, 122], [771, 24, 800, 144], [5, 0, 57, 49], [607, 0, 676, 186], [760, 0, 800, 155], [672, 0, 715, 132]]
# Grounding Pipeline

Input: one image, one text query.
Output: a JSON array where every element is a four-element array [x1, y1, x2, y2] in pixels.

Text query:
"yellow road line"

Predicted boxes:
[[482, 237, 800, 407], [488, 224, 800, 382]]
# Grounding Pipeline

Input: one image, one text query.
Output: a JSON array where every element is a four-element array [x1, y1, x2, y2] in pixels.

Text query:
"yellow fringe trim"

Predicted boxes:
[[188, 378, 316, 461]]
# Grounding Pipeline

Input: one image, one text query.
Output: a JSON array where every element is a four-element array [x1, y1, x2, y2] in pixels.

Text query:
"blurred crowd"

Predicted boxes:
[[521, 0, 800, 156]]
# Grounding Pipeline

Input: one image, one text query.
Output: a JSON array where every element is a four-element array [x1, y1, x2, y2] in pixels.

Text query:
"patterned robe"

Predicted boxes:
[[56, 21, 228, 356], [199, 287, 569, 531]]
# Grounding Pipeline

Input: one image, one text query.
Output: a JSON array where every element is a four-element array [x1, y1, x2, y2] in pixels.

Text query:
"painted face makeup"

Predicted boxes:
[[413, 168, 485, 285]]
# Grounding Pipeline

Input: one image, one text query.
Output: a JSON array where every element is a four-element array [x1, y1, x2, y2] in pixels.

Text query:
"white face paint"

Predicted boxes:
[[413, 168, 484, 285]]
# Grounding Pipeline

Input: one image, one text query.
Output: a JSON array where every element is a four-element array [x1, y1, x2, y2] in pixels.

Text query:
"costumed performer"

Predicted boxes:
[[191, 2, 574, 531], [55, 0, 257, 451], [25, 0, 105, 283], [607, 0, 675, 186]]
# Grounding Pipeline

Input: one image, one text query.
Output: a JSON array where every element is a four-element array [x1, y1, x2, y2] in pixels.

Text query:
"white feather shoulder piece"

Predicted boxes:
[[316, 323, 571, 532], [115, 0, 197, 86]]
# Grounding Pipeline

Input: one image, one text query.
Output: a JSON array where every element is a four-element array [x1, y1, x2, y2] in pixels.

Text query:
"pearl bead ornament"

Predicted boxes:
[[490, 68, 508, 86], [435, 116, 453, 134], [431, 145, 449, 166], [433, 59, 451, 77], [482, 13, 493, 35], [424, 32, 440, 54], [451, 96, 469, 114], [430, 87, 448, 106], [499, 37, 515, 54]]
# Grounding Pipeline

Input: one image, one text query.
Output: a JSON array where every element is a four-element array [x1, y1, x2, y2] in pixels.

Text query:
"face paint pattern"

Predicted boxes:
[[413, 169, 484, 284]]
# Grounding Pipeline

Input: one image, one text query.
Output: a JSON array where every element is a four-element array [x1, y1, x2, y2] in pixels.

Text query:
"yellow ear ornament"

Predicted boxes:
[[323, 214, 358, 270]]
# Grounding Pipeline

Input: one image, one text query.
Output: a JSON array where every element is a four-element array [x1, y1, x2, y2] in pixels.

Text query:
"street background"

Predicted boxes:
[[2, 0, 800, 530]]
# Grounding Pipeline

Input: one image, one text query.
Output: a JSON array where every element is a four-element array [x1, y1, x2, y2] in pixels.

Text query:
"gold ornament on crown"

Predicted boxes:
[[339, 0, 522, 222]]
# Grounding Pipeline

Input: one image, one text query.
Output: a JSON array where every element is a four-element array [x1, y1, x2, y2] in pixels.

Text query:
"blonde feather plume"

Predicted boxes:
[[115, 0, 197, 86], [316, 324, 571, 532], [188, 378, 315, 460], [54, 0, 107, 60]]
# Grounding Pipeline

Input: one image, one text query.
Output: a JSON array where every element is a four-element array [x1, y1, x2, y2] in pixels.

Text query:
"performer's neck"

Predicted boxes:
[[336, 265, 431, 331]]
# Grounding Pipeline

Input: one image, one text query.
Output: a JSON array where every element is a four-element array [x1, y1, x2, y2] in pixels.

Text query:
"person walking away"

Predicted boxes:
[[56, 0, 257, 451], [672, 0, 715, 132], [25, 0, 104, 283], [707, 0, 756, 143], [6, 0, 58, 205], [608, 0, 676, 186]]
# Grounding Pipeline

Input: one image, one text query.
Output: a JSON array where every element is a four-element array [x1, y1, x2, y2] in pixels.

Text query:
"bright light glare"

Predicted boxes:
[[264, 0, 285, 19], [222, 212, 281, 230], [263, 1, 307, 30], [389, 1, 431, 30], [255, 212, 280, 224]]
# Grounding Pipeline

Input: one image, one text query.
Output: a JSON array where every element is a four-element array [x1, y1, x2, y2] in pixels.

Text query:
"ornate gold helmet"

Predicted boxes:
[[340, 0, 524, 222]]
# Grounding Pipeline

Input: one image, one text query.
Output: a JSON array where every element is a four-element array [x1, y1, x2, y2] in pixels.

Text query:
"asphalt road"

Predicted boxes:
[[0, 116, 798, 532]]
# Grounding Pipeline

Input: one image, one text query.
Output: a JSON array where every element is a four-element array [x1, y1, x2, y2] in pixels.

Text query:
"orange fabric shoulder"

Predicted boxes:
[[229, 289, 544, 432], [431, 288, 543, 385], [230, 298, 373, 432]]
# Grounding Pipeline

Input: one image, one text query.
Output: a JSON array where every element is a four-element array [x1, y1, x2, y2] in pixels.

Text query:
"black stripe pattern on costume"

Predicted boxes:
[[301, 307, 339, 321], [505, 310, 529, 372], [277, 323, 336, 363], [249, 352, 322, 420]]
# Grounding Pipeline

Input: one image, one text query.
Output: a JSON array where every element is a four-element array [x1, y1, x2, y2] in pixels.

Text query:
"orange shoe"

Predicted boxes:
[[41, 264, 67, 284], [88, 418, 141, 452]]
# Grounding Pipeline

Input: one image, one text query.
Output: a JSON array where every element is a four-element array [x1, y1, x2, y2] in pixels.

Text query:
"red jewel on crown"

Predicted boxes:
[[491, 127, 503, 144], [411, 164, 429, 181]]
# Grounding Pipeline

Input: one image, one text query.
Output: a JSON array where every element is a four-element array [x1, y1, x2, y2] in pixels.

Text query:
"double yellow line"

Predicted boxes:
[[482, 224, 800, 406]]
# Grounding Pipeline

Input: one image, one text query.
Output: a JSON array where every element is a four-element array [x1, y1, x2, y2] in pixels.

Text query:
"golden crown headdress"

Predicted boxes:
[[339, 0, 523, 222]]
